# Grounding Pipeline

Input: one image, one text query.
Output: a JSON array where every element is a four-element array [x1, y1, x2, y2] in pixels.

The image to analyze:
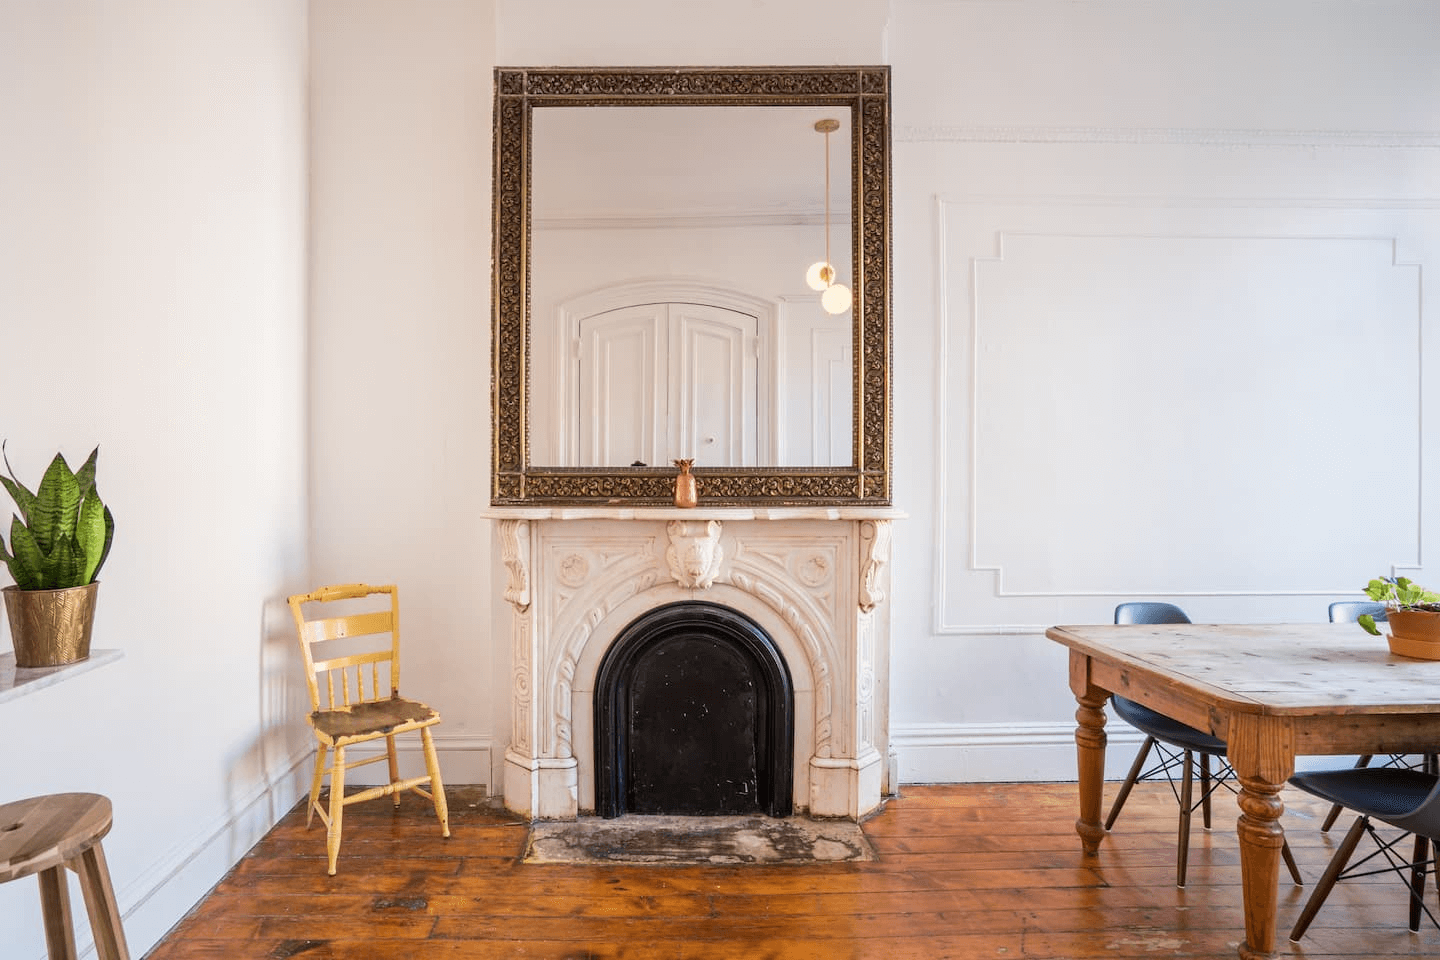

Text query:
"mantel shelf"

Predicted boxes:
[[481, 506, 907, 522], [0, 650, 123, 705]]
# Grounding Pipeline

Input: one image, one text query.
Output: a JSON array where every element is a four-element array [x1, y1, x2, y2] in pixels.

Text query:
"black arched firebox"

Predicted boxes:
[[594, 601, 794, 818]]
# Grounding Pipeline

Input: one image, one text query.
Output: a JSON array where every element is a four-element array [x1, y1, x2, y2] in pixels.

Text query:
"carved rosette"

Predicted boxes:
[[665, 520, 725, 589]]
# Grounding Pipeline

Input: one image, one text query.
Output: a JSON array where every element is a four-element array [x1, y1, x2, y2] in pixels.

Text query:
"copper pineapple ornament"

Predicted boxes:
[[673, 459, 698, 508]]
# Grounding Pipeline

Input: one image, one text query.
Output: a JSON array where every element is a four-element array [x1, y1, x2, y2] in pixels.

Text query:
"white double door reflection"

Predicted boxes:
[[576, 301, 760, 468]]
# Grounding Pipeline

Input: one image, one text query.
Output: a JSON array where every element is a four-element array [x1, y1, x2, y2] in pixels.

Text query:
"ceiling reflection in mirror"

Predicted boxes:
[[491, 66, 891, 505], [530, 106, 852, 469]]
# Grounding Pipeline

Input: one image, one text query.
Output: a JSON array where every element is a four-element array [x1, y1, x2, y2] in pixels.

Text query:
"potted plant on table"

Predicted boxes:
[[1355, 575, 1440, 659], [0, 444, 114, 667]]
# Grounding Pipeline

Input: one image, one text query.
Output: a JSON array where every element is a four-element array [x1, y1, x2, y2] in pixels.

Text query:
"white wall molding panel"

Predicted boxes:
[[931, 197, 1439, 633]]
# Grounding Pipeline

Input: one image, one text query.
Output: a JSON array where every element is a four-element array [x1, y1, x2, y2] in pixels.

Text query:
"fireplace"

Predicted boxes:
[[594, 600, 793, 818], [484, 507, 900, 821]]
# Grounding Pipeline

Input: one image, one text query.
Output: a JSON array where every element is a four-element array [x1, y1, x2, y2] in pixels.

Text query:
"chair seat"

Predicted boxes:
[[311, 696, 439, 742], [1289, 767, 1439, 832], [1112, 696, 1226, 755]]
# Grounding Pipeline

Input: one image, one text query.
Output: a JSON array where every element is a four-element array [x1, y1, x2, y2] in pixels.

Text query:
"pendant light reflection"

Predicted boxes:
[[808, 118, 851, 315]]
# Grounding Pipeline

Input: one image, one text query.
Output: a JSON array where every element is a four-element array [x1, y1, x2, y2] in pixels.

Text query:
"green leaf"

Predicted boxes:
[[1358, 614, 1381, 636], [92, 503, 114, 581], [28, 453, 80, 556], [76, 489, 106, 584], [0, 473, 35, 527], [7, 517, 44, 589], [0, 441, 37, 525], [43, 537, 84, 589], [74, 446, 99, 501]]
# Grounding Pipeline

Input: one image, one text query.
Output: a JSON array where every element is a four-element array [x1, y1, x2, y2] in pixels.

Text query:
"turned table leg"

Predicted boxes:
[[1069, 650, 1109, 854], [1227, 713, 1294, 960]]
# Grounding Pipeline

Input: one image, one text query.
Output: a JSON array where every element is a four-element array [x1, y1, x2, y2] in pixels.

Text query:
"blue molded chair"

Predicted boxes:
[[1109, 601, 1302, 887], [1287, 762, 1440, 940]]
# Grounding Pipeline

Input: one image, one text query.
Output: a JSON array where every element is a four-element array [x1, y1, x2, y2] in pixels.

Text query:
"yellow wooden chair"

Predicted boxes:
[[287, 583, 450, 874]]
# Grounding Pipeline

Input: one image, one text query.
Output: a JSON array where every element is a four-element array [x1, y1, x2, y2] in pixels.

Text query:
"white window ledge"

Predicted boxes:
[[0, 650, 123, 704]]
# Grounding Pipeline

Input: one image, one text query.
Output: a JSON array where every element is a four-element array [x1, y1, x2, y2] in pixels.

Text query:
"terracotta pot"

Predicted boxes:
[[1387, 608, 1440, 642], [1385, 608, 1440, 660], [3, 582, 99, 667]]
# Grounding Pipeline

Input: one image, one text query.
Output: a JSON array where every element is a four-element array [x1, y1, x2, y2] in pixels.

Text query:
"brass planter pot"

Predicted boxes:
[[3, 582, 99, 667]]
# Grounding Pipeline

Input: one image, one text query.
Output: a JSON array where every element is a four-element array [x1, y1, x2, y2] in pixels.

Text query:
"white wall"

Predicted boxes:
[[306, 0, 497, 786], [887, 0, 1440, 781], [3, 0, 1438, 953], [0, 1, 310, 957]]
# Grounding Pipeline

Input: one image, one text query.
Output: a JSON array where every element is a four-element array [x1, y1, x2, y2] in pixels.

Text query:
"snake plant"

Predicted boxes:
[[0, 444, 114, 590]]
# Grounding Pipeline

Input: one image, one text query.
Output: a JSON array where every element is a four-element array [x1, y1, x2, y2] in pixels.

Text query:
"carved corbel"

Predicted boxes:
[[858, 519, 892, 613], [666, 519, 724, 589], [499, 519, 531, 612]]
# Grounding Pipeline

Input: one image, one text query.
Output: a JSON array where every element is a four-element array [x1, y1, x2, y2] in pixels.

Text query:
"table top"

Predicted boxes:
[[1047, 621, 1440, 717]]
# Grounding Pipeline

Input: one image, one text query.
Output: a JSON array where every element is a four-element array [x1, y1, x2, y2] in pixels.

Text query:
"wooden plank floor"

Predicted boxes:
[[143, 782, 1438, 959]]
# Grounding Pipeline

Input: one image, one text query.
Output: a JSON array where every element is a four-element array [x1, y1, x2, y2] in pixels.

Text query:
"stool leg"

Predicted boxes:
[[37, 864, 78, 960], [73, 843, 130, 960]]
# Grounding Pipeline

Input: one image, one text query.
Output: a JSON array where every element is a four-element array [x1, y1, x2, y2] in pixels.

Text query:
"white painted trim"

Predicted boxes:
[[534, 210, 851, 230], [891, 721, 1359, 784], [900, 125, 1440, 150]]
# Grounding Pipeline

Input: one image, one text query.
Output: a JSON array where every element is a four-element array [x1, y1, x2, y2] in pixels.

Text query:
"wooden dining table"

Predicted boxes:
[[1047, 621, 1440, 959]]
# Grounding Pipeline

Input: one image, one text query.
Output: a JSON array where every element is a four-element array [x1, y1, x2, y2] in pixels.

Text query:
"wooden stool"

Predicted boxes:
[[0, 793, 129, 960]]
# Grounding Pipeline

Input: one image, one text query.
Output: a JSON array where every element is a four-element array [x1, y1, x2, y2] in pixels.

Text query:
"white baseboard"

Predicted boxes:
[[893, 721, 1359, 784]]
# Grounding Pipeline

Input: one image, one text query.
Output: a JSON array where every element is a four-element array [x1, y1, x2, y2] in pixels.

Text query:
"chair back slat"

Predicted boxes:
[[288, 584, 404, 712], [306, 610, 394, 642]]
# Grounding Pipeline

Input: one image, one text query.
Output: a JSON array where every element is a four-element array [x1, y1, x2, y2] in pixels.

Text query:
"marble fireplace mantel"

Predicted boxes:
[[483, 505, 903, 821]]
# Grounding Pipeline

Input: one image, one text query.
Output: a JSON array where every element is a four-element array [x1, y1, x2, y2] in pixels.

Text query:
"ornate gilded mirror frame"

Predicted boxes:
[[491, 65, 891, 505]]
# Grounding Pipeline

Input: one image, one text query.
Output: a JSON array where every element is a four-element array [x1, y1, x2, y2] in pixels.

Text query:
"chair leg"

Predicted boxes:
[[420, 726, 450, 839], [1281, 836, 1303, 886], [37, 863, 78, 960], [1321, 755, 1373, 832], [1176, 749, 1195, 888], [386, 734, 402, 808], [1105, 736, 1155, 830], [307, 743, 328, 829], [1199, 752, 1213, 830], [326, 745, 346, 875], [73, 842, 130, 960], [1291, 814, 1368, 942], [1408, 833, 1429, 932]]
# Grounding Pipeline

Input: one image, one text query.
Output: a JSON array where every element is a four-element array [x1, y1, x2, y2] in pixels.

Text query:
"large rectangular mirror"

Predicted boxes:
[[492, 66, 891, 505]]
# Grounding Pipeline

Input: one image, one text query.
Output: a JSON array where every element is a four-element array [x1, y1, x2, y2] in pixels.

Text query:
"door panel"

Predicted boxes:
[[577, 302, 758, 467]]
